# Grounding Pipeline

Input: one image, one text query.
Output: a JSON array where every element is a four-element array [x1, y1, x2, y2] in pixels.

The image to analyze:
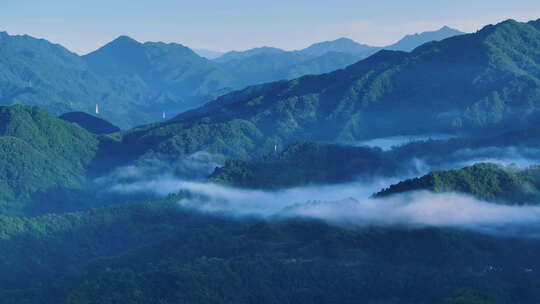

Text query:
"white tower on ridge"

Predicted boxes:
[[95, 104, 100, 114]]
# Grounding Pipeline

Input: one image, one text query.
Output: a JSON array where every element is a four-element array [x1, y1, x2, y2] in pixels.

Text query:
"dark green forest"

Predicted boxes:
[[2, 196, 538, 304]]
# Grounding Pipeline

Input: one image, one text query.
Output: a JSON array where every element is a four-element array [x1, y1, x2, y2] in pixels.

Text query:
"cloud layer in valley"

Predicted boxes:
[[102, 162, 540, 237], [95, 146, 540, 237]]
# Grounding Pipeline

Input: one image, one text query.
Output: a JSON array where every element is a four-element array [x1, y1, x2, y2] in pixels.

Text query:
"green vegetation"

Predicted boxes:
[[82, 36, 239, 123], [0, 196, 187, 291], [0, 31, 143, 128], [375, 163, 540, 204], [0, 23, 467, 129], [1, 32, 368, 129], [0, 105, 101, 215], [211, 142, 397, 189], [0, 196, 537, 303]]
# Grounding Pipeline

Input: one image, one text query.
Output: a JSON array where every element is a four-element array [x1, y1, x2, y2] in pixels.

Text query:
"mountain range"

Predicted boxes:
[[0, 26, 463, 128], [2, 18, 540, 304], [214, 26, 464, 61], [115, 19, 540, 163]]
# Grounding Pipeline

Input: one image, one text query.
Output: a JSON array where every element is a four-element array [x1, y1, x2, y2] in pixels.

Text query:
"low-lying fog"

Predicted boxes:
[[97, 138, 540, 238], [352, 134, 458, 151]]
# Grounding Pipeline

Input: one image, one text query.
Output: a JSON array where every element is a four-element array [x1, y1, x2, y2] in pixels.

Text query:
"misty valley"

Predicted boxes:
[[2, 16, 540, 304]]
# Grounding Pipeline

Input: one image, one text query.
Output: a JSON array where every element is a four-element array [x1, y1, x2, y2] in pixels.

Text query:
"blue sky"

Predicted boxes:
[[2, 0, 539, 54]]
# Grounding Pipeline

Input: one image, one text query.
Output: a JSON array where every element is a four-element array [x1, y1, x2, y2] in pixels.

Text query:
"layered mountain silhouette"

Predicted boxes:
[[0, 31, 137, 127], [0, 26, 465, 128], [83, 36, 238, 119], [115, 19, 540, 161], [212, 26, 464, 84], [3, 19, 540, 304], [213, 38, 383, 86]]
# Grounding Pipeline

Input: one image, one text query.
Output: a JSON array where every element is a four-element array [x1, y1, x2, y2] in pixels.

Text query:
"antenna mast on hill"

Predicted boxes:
[[162, 111, 166, 119], [95, 104, 100, 114]]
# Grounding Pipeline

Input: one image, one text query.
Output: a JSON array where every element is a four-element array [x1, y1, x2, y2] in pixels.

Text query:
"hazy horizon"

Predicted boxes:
[[2, 0, 539, 54]]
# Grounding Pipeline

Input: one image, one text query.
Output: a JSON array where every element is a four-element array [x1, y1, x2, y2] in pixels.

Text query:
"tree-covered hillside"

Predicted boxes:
[[375, 163, 540, 204], [210, 142, 398, 189], [0, 105, 101, 215]]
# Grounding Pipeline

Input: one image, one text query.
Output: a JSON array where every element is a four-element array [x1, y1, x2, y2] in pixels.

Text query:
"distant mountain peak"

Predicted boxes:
[[300, 37, 379, 57], [385, 26, 465, 51], [106, 35, 140, 47], [215, 46, 286, 62], [334, 37, 356, 42], [115, 35, 136, 41], [440, 25, 455, 31]]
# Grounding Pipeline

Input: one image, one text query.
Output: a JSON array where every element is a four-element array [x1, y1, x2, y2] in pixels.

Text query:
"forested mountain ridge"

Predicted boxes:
[[0, 31, 143, 127], [117, 19, 540, 162], [210, 142, 398, 188], [375, 163, 540, 204], [0, 25, 465, 129], [6, 100, 540, 217]]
